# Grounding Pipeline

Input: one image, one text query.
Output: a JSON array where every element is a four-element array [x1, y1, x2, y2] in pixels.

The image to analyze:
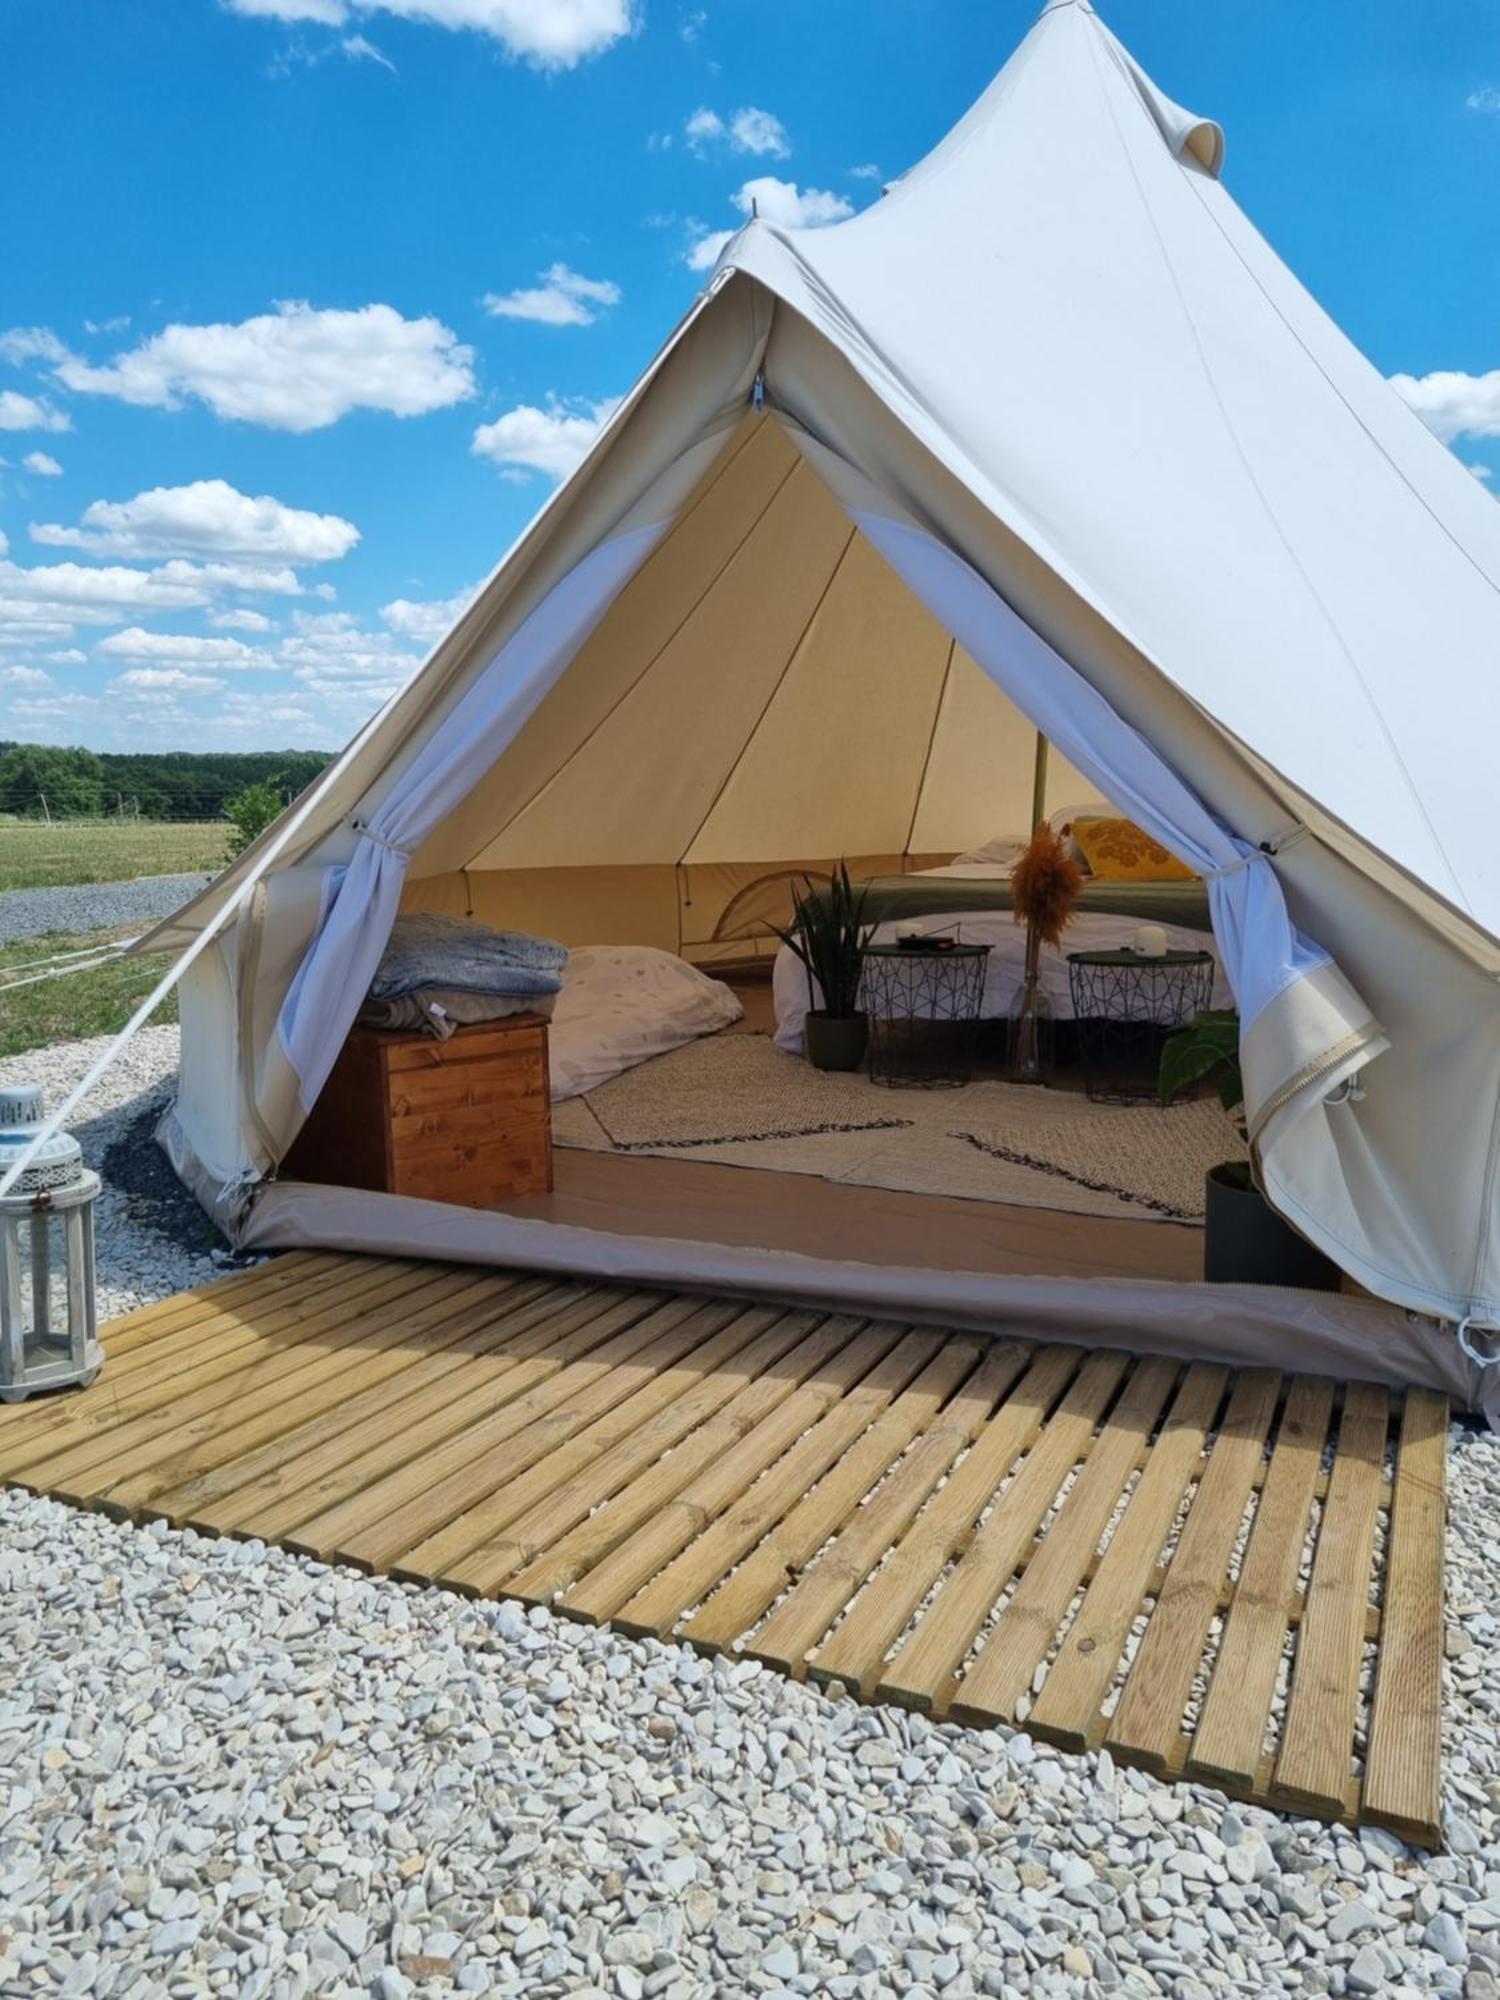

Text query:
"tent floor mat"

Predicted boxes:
[[1, 1250, 1446, 1846]]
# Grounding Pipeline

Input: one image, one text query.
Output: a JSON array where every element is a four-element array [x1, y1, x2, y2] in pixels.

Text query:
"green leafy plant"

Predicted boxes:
[[773, 861, 873, 1017], [1159, 1006, 1252, 1188], [222, 780, 284, 860]]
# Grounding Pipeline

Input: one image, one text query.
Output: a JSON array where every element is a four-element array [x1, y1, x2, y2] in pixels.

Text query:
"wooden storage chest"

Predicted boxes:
[[283, 1016, 552, 1207]]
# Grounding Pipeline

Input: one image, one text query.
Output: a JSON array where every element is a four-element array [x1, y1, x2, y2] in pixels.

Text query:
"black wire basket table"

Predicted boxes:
[[859, 942, 992, 1088], [1066, 948, 1216, 1104]]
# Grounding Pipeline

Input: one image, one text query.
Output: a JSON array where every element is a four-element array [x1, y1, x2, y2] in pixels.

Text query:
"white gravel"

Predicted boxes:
[[0, 873, 210, 947], [1, 1028, 1497, 1999]]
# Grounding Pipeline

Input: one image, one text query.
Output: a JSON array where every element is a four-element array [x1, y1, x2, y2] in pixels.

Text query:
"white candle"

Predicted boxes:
[[1133, 923, 1168, 957]]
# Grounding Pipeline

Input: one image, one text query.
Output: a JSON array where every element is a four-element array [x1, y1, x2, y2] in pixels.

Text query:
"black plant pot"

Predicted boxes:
[[1203, 1162, 1342, 1291], [805, 1010, 869, 1073]]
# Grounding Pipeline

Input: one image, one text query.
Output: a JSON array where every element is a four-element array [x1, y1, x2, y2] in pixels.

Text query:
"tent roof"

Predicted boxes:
[[150, 0, 1500, 957], [721, 0, 1500, 938]]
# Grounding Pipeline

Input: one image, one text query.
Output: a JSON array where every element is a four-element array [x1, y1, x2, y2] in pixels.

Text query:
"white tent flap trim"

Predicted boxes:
[[850, 508, 1389, 1262], [273, 520, 669, 1117]]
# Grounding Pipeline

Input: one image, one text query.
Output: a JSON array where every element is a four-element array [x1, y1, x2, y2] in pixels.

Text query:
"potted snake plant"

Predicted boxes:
[[775, 862, 874, 1071], [1160, 1008, 1341, 1290]]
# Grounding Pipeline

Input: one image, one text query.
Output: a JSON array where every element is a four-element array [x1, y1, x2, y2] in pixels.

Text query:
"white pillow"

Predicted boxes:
[[951, 833, 1026, 869], [547, 946, 744, 1100]]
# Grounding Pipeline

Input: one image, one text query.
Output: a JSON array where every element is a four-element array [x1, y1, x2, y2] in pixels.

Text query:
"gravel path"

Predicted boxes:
[[0, 873, 210, 947], [0, 1029, 1497, 1999]]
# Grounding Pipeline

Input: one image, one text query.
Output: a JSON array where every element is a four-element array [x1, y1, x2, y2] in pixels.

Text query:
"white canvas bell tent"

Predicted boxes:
[[115, 0, 1500, 1403]]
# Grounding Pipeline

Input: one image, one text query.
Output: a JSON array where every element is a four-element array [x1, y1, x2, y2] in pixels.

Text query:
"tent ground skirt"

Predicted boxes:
[[0, 1251, 1446, 1845]]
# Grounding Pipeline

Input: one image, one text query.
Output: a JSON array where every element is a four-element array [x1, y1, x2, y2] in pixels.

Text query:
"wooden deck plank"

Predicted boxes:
[[806, 1346, 1081, 1696], [745, 1341, 1030, 1678], [557, 1318, 897, 1629], [508, 1312, 861, 1608], [85, 1251, 337, 1344], [875, 1350, 1131, 1714], [1105, 1369, 1283, 1771], [439, 1308, 823, 1596], [1027, 1363, 1228, 1750], [1272, 1382, 1391, 1819], [613, 1327, 937, 1643], [31, 1267, 498, 1506], [283, 1294, 738, 1566], [227, 1288, 659, 1544], [12, 1263, 469, 1498], [374, 1302, 779, 1585], [162, 1283, 615, 1531], [0, 1256, 1444, 1844], [1186, 1375, 1337, 1790], [0, 1258, 429, 1474], [681, 1336, 985, 1655], [948, 1355, 1182, 1729], [1362, 1387, 1447, 1847]]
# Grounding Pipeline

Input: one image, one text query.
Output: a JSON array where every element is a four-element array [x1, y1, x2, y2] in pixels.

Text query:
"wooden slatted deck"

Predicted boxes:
[[0, 1251, 1447, 1845]]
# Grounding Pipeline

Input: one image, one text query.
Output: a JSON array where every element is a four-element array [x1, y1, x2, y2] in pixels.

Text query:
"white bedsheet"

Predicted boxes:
[[772, 892, 1230, 1054]]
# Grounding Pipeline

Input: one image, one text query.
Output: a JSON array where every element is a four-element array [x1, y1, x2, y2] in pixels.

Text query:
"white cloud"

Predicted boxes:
[[1466, 86, 1500, 113], [0, 390, 70, 434], [47, 649, 87, 664], [0, 665, 52, 687], [0, 328, 69, 367], [210, 607, 276, 632], [380, 581, 481, 645], [729, 108, 789, 158], [483, 263, 621, 328], [685, 106, 725, 151], [32, 478, 360, 563], [225, 0, 636, 68], [686, 174, 854, 270], [1390, 368, 1500, 445], [342, 31, 395, 67], [43, 302, 474, 432], [679, 8, 705, 43], [684, 226, 735, 273], [95, 627, 275, 670], [471, 395, 618, 481], [0, 559, 222, 630], [686, 105, 789, 159], [1471, 463, 1493, 482], [112, 666, 228, 692], [22, 451, 62, 477], [849, 162, 881, 181]]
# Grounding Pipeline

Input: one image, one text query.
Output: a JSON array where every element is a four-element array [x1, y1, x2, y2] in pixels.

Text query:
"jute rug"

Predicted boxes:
[[552, 1033, 1246, 1223]]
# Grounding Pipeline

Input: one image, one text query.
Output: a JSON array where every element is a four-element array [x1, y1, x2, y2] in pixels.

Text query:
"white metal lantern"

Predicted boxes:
[[0, 1084, 102, 1403]]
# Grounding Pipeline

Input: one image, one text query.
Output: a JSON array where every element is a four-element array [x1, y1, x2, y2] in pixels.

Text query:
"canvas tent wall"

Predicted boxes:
[[399, 414, 1103, 963], [141, 0, 1500, 1386]]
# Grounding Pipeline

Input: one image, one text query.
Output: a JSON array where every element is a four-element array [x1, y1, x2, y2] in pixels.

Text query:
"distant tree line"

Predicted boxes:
[[0, 744, 333, 821]]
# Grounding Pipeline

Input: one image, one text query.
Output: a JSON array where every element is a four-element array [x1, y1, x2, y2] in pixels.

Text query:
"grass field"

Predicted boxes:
[[0, 820, 228, 893], [0, 927, 178, 1060]]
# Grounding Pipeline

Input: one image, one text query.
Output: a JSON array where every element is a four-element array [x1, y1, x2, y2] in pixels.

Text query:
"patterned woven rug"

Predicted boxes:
[[552, 1033, 1245, 1223]]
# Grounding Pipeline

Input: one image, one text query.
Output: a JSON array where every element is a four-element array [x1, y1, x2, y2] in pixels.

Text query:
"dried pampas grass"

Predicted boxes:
[[1012, 823, 1084, 947]]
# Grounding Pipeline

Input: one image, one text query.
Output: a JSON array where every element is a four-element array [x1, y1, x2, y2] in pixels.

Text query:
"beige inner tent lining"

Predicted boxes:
[[405, 415, 1102, 959]]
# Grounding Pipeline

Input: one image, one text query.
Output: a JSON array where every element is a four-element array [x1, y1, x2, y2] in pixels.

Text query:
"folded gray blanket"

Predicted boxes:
[[368, 914, 568, 1002]]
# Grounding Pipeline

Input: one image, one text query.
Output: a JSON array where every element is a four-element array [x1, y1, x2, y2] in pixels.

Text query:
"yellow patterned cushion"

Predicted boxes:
[[1071, 817, 1197, 883]]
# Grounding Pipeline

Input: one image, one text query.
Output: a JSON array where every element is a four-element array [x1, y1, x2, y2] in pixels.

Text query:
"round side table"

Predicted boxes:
[[1066, 948, 1216, 1104], [859, 942, 991, 1088]]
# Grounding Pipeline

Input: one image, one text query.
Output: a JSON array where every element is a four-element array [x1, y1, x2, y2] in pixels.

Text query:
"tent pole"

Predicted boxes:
[[1029, 729, 1049, 836], [1009, 730, 1052, 1084]]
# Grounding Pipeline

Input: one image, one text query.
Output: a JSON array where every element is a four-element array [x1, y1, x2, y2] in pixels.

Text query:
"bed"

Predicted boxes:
[[772, 863, 1231, 1055]]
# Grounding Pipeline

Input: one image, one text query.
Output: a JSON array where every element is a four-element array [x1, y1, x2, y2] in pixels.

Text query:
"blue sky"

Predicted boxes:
[[1, 0, 1496, 755]]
